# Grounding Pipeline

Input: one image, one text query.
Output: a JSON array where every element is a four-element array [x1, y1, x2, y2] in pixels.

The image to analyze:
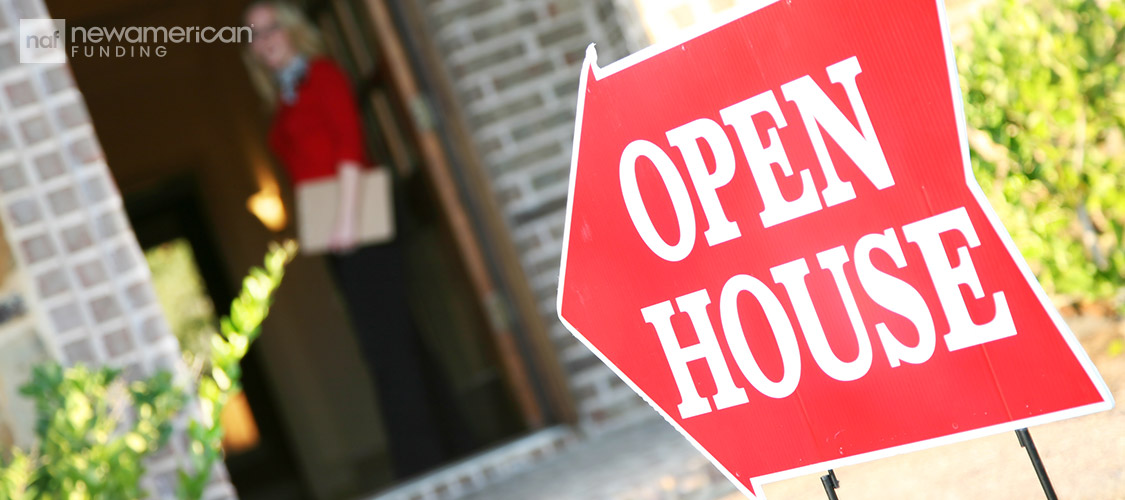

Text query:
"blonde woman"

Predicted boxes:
[[244, 1, 459, 478]]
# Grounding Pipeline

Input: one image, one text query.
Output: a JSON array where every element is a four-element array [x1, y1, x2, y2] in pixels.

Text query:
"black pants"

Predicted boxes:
[[326, 241, 453, 479]]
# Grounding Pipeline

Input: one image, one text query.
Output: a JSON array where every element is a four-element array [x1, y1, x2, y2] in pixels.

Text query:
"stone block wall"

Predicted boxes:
[[0, 0, 233, 497]]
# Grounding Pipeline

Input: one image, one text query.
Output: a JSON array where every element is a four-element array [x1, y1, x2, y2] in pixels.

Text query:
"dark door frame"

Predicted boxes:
[[383, 0, 579, 426]]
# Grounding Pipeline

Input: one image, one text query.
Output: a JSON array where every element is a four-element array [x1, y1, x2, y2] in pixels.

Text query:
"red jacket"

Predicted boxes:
[[269, 58, 370, 184]]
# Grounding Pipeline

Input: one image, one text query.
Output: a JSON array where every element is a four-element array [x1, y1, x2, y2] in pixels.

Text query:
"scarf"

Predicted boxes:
[[276, 55, 309, 105]]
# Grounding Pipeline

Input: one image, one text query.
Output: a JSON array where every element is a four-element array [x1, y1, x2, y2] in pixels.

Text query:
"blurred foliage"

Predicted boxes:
[[958, 0, 1125, 310], [178, 240, 295, 500], [145, 239, 219, 369], [0, 365, 185, 500], [0, 242, 296, 500]]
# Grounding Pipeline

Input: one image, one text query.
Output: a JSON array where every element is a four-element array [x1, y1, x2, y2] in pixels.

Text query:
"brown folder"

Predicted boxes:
[[296, 167, 395, 254]]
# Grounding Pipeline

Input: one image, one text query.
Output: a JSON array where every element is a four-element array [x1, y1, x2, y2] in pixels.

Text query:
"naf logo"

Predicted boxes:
[[19, 18, 66, 64]]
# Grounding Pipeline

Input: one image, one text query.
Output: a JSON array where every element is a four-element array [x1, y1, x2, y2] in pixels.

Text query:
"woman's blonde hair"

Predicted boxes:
[[243, 1, 325, 108]]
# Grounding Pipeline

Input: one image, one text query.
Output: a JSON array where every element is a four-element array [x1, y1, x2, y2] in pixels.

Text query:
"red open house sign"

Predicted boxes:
[[556, 0, 1114, 497]]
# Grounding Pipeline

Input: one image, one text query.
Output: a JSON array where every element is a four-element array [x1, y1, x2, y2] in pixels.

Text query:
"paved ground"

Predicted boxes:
[[462, 316, 1125, 500]]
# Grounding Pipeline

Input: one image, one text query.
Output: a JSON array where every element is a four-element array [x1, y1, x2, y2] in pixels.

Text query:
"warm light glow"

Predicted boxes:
[[243, 137, 288, 232], [248, 188, 287, 232], [220, 391, 261, 455]]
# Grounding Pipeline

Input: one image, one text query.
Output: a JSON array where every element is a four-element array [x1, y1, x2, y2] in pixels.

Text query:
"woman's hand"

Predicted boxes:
[[329, 162, 363, 254], [328, 212, 358, 253]]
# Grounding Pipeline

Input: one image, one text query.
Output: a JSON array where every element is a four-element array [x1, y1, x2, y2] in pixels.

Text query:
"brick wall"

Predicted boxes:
[[0, 1, 232, 498], [418, 0, 652, 427]]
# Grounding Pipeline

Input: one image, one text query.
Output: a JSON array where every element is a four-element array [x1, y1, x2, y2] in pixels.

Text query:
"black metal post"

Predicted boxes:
[[820, 469, 840, 500], [1016, 428, 1058, 500]]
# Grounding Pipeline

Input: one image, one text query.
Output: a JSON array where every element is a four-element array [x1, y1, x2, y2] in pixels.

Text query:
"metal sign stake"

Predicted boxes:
[[820, 469, 840, 500], [1016, 428, 1058, 500]]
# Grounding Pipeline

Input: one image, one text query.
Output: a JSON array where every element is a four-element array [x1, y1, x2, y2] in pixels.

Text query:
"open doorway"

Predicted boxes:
[[122, 144, 531, 499], [46, 0, 573, 496], [298, 0, 562, 473]]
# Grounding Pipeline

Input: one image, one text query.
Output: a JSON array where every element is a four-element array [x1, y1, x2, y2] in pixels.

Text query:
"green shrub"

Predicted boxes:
[[0, 365, 183, 500], [0, 241, 296, 500], [958, 0, 1125, 310]]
